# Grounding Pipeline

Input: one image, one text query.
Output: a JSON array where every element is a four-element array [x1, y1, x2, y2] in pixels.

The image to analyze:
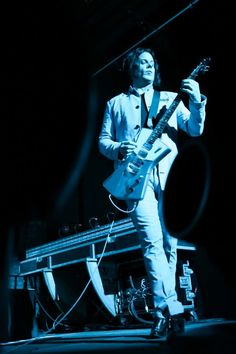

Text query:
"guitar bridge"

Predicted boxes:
[[127, 176, 144, 193]]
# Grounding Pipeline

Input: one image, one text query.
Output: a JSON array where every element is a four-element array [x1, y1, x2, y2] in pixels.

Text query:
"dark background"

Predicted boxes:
[[0, 0, 235, 336]]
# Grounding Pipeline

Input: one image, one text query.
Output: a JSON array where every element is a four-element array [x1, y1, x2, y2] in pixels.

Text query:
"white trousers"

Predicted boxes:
[[127, 169, 184, 317]]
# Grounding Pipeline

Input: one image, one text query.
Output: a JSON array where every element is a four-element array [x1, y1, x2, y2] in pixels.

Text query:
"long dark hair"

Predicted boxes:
[[122, 47, 161, 88]]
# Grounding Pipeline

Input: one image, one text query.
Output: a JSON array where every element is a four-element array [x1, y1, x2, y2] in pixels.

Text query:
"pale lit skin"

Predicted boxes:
[[119, 51, 202, 158]]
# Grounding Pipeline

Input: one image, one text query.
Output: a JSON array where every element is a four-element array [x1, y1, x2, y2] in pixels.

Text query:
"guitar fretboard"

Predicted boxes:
[[148, 93, 184, 144], [142, 57, 210, 148]]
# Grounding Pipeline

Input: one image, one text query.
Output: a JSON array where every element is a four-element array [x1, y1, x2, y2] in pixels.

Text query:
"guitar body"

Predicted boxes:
[[103, 129, 171, 201]]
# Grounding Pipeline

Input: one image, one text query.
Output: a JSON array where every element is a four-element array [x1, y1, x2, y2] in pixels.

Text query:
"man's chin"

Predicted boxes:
[[142, 78, 153, 84]]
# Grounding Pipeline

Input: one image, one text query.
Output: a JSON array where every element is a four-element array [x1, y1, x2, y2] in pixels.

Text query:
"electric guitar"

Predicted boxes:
[[103, 57, 211, 201]]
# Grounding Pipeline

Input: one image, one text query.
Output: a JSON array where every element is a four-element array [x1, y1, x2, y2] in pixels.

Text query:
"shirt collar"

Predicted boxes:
[[128, 83, 154, 96]]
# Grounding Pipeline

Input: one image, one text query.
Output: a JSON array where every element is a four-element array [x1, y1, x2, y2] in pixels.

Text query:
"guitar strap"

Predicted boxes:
[[141, 90, 160, 129]]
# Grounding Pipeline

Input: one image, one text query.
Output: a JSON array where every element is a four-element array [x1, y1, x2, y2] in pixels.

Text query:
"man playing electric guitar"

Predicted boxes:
[[98, 47, 207, 338]]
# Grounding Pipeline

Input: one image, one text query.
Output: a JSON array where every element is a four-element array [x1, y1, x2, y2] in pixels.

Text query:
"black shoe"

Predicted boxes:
[[150, 316, 169, 338], [167, 313, 185, 340]]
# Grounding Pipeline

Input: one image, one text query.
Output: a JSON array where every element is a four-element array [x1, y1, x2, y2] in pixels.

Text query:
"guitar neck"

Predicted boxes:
[[146, 92, 184, 145], [140, 57, 210, 151]]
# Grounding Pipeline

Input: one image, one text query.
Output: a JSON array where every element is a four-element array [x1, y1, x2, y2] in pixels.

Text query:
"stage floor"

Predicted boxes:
[[1, 318, 236, 354]]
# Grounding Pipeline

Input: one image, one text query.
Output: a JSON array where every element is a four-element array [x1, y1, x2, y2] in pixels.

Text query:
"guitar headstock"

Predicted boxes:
[[189, 57, 211, 80]]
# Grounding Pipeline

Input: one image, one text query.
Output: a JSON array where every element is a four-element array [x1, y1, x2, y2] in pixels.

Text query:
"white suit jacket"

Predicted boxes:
[[98, 86, 207, 189]]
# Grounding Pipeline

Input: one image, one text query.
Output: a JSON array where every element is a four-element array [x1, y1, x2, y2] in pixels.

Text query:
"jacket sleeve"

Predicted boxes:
[[98, 100, 121, 161], [177, 94, 207, 136]]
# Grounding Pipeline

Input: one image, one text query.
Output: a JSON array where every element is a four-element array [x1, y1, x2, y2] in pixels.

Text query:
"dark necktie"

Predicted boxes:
[[141, 93, 148, 128]]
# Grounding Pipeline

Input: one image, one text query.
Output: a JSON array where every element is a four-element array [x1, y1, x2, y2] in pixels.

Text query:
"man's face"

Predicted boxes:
[[132, 52, 155, 86]]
